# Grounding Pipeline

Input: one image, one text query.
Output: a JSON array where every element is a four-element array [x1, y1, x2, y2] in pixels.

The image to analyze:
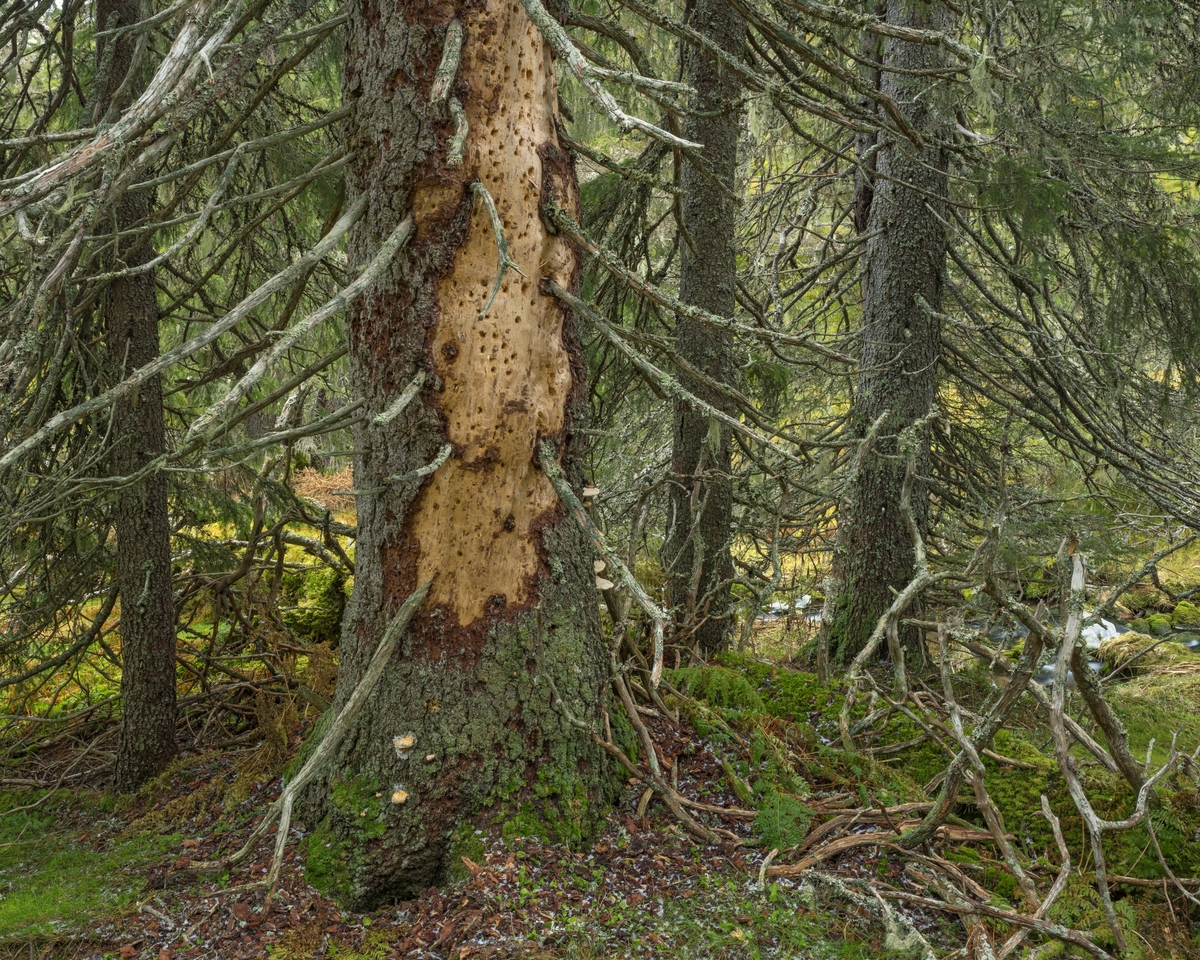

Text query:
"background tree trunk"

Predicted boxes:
[[309, 0, 614, 909], [664, 0, 745, 657], [827, 0, 951, 665], [102, 0, 178, 791]]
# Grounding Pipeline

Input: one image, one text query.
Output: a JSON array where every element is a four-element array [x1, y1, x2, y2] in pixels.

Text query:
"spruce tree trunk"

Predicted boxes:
[[311, 0, 613, 909], [101, 0, 178, 791], [827, 1, 950, 665], [664, 0, 745, 657]]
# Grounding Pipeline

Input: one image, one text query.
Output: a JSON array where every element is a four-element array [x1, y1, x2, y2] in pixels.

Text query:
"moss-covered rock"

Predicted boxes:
[[1170, 600, 1200, 627], [1146, 613, 1173, 636]]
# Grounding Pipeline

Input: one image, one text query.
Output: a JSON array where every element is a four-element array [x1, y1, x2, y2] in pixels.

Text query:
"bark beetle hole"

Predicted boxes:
[[503, 514, 516, 531], [441, 340, 459, 362], [487, 593, 507, 613]]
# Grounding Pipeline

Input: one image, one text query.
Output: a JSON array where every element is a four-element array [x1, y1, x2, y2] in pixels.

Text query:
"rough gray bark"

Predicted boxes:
[[102, 0, 179, 791], [664, 0, 745, 657], [828, 0, 951, 664], [307, 0, 614, 909]]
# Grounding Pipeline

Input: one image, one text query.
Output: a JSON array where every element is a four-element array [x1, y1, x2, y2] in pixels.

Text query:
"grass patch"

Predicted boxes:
[[0, 789, 180, 940]]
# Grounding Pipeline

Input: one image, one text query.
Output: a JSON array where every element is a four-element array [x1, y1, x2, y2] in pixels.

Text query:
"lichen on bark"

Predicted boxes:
[[825, 0, 953, 665], [663, 0, 745, 657]]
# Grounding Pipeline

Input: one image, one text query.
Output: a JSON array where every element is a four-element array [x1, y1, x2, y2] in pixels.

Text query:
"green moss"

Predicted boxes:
[[1129, 617, 1150, 633], [1023, 576, 1055, 600], [0, 790, 181, 940], [609, 695, 640, 765], [1170, 600, 1200, 626], [448, 824, 486, 882], [714, 651, 843, 725], [330, 775, 388, 841], [979, 729, 1061, 850], [1146, 612, 1173, 636], [304, 774, 389, 904], [501, 803, 546, 840], [281, 567, 347, 643], [983, 865, 1017, 904], [1125, 584, 1168, 611], [304, 817, 352, 903], [498, 760, 601, 847]]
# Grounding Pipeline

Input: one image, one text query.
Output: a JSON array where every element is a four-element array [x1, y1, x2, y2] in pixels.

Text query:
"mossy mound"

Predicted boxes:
[[1099, 631, 1198, 675], [713, 651, 844, 726], [1145, 613, 1174, 636], [666, 657, 835, 847], [1170, 600, 1200, 626], [281, 566, 348, 644]]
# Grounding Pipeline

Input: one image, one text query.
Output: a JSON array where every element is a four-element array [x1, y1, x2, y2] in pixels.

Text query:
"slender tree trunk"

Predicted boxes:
[[664, 0, 745, 657], [100, 0, 178, 791], [309, 0, 613, 909], [827, 0, 950, 665]]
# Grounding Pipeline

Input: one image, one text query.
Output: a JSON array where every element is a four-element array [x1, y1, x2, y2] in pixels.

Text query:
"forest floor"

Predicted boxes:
[[2, 628, 1199, 960]]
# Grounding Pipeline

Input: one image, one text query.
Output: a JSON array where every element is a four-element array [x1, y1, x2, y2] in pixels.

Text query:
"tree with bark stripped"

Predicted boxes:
[[308, 0, 615, 908]]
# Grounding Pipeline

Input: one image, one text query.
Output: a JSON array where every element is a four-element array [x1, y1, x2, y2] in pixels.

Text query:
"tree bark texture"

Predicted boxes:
[[102, 0, 179, 791], [664, 0, 745, 657], [312, 0, 614, 909], [829, 0, 950, 664]]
